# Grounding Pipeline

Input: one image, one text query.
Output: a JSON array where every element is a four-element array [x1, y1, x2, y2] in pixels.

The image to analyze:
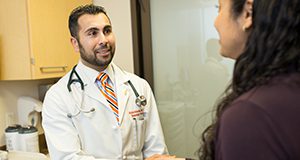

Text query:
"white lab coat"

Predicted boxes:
[[42, 62, 168, 160]]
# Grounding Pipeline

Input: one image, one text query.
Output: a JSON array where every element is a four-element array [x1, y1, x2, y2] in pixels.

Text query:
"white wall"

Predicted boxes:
[[93, 0, 134, 73]]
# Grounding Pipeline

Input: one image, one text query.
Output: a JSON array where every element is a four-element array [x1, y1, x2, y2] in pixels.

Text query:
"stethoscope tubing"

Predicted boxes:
[[66, 65, 146, 118]]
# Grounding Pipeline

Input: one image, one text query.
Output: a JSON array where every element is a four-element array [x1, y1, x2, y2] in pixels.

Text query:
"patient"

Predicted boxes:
[[199, 0, 300, 159]]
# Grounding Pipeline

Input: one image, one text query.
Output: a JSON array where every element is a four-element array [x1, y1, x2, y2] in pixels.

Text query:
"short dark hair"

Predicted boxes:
[[68, 4, 110, 39]]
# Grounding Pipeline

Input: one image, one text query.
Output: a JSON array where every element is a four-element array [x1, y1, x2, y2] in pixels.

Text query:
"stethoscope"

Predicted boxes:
[[66, 65, 147, 118]]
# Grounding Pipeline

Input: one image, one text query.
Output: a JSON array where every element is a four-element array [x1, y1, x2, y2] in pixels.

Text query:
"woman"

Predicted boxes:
[[199, 0, 300, 159]]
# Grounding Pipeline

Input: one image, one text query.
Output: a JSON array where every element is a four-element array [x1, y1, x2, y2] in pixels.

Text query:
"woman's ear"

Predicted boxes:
[[242, 0, 253, 31], [70, 37, 80, 52]]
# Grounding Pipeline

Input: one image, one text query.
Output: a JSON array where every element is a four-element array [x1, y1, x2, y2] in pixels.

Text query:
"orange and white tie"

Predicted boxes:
[[97, 72, 119, 124]]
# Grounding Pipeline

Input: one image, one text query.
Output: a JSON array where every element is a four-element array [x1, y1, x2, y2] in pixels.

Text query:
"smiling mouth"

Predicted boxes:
[[95, 48, 111, 56]]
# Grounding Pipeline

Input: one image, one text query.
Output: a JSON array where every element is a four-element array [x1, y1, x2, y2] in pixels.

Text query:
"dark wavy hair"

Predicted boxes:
[[68, 4, 110, 39], [198, 0, 300, 159]]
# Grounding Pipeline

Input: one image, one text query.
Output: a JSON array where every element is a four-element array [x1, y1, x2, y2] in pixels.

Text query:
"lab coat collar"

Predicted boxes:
[[75, 62, 109, 110], [110, 63, 131, 125], [111, 63, 131, 86], [75, 61, 131, 125]]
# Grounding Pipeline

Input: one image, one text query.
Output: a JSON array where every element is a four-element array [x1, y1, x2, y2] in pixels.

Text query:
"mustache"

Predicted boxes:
[[95, 44, 111, 52]]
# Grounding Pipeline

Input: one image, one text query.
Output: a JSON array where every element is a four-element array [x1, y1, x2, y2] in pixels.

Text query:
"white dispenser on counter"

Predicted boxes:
[[17, 96, 42, 153], [5, 96, 43, 153], [17, 96, 43, 127]]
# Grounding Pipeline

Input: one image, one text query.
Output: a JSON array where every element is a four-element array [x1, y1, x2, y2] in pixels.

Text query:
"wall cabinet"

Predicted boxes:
[[0, 0, 91, 80]]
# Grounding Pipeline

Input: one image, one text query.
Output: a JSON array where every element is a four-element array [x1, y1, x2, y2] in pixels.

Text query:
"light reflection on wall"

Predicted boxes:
[[150, 0, 235, 158]]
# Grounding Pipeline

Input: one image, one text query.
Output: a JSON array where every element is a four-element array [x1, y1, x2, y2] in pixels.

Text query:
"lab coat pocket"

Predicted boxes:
[[132, 118, 147, 150]]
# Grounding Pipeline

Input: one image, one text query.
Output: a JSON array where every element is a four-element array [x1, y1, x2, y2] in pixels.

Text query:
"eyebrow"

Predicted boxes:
[[84, 24, 112, 34], [84, 27, 99, 34], [103, 25, 112, 30]]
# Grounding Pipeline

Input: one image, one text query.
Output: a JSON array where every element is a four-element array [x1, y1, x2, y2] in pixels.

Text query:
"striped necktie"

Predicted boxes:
[[97, 72, 119, 124]]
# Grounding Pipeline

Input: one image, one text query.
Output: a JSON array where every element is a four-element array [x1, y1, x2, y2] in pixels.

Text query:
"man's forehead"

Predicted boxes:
[[77, 13, 111, 30]]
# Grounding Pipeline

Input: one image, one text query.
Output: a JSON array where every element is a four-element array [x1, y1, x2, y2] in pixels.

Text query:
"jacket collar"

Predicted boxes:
[[74, 61, 131, 125]]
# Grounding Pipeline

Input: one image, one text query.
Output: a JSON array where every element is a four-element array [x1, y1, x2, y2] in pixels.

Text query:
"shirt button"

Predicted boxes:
[[123, 155, 127, 159]]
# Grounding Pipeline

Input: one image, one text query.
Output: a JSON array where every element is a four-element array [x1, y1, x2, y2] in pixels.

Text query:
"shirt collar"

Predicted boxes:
[[77, 61, 116, 85]]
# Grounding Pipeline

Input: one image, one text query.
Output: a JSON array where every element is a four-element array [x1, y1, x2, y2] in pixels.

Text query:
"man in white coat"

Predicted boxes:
[[42, 4, 168, 160]]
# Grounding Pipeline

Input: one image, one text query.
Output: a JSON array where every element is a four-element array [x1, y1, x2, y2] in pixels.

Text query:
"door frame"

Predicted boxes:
[[130, 0, 154, 89]]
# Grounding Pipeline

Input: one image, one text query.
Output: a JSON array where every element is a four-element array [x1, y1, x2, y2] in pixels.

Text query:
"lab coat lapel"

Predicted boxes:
[[113, 64, 130, 125], [76, 66, 109, 108], [117, 84, 130, 125], [75, 63, 132, 123], [84, 82, 109, 107]]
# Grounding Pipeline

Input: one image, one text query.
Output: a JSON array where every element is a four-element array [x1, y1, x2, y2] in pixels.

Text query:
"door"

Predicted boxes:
[[132, 0, 235, 159]]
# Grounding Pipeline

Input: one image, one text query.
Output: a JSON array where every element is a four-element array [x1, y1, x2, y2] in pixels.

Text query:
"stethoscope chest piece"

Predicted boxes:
[[136, 95, 147, 108], [128, 80, 147, 108]]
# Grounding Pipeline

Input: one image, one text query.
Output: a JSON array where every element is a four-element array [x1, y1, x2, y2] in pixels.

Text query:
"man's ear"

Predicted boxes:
[[242, 0, 253, 31], [70, 37, 80, 52]]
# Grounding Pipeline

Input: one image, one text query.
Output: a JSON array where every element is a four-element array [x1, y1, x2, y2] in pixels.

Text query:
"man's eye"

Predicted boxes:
[[88, 31, 98, 36], [104, 28, 112, 35]]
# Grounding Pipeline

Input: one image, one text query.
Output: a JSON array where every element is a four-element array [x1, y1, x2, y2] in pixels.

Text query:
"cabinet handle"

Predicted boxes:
[[40, 66, 68, 73]]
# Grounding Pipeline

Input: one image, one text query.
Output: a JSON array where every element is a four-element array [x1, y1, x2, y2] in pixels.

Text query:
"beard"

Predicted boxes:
[[78, 42, 115, 69]]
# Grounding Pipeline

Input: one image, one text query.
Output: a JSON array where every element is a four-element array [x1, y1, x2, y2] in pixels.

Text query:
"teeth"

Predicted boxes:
[[95, 48, 109, 53], [95, 50, 109, 54]]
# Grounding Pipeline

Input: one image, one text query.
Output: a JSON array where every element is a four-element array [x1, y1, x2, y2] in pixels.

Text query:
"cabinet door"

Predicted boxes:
[[27, 0, 91, 79], [0, 0, 32, 80]]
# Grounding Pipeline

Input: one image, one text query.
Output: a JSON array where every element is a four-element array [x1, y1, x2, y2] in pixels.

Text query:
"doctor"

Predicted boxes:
[[42, 4, 168, 160]]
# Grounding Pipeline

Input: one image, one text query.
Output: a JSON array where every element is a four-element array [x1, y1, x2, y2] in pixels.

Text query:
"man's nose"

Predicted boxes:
[[98, 33, 108, 46]]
